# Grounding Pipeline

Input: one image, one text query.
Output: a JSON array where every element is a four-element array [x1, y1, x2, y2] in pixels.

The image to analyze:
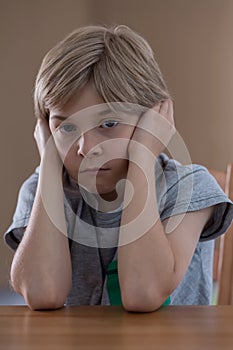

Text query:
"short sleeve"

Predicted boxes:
[[157, 154, 233, 241], [4, 167, 39, 250]]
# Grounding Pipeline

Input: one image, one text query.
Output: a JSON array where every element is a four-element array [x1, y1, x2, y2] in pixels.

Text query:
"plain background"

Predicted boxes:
[[1, 0, 233, 291]]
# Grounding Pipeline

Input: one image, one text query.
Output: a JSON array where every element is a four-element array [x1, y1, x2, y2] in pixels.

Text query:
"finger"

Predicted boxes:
[[160, 99, 174, 126], [35, 117, 52, 142], [153, 102, 161, 112], [159, 100, 169, 117], [166, 99, 174, 125], [141, 102, 161, 122]]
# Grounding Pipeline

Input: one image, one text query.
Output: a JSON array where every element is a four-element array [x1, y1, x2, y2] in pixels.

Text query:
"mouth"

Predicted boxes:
[[80, 167, 110, 174]]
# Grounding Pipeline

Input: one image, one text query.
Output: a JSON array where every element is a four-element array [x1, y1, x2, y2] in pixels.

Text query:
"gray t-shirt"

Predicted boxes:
[[4, 154, 233, 305]]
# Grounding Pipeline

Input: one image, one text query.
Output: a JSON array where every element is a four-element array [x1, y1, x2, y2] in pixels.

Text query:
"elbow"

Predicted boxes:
[[10, 278, 68, 311], [121, 286, 170, 313], [28, 300, 65, 311], [122, 297, 164, 313], [10, 267, 71, 311], [10, 256, 72, 310], [24, 289, 66, 310]]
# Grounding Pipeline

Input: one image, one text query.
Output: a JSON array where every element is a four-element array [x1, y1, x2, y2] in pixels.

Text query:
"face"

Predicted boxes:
[[49, 82, 137, 201]]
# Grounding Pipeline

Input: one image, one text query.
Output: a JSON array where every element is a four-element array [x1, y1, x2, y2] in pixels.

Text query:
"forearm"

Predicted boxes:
[[10, 154, 72, 310], [118, 161, 176, 311]]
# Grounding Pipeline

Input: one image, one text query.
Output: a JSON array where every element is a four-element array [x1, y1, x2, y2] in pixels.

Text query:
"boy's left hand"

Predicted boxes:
[[128, 99, 175, 162]]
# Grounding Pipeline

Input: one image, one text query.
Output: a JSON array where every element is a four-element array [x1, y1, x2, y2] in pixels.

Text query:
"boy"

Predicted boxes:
[[5, 25, 233, 311]]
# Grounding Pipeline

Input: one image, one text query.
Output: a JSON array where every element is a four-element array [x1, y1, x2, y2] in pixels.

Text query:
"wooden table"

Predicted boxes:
[[0, 306, 232, 350]]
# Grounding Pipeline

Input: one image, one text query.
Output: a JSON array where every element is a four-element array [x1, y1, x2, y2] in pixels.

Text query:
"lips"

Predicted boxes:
[[80, 167, 110, 173]]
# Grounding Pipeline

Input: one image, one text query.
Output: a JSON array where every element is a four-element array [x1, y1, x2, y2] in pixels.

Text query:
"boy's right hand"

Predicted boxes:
[[34, 117, 63, 180], [34, 117, 52, 158]]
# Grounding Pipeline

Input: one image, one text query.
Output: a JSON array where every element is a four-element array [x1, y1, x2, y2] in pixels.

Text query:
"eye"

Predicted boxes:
[[57, 123, 77, 134], [100, 120, 119, 129]]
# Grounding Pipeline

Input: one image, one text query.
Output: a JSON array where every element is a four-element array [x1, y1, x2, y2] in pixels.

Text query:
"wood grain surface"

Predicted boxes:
[[0, 305, 232, 350]]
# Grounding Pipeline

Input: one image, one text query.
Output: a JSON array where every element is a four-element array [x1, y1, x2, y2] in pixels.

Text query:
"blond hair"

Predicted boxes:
[[34, 25, 170, 119]]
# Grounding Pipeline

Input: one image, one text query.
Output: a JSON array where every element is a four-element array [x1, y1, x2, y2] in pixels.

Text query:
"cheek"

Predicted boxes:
[[63, 146, 78, 165], [118, 159, 129, 175], [53, 135, 78, 162], [58, 142, 80, 175], [63, 152, 82, 183], [121, 125, 135, 138], [108, 159, 129, 182], [104, 138, 131, 160]]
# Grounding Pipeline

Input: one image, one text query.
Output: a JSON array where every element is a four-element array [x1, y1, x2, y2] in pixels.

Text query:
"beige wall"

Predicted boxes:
[[1, 0, 233, 289], [0, 0, 92, 288], [94, 0, 233, 169]]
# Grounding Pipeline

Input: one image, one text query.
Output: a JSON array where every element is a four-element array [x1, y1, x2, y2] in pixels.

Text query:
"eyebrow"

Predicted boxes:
[[98, 108, 114, 116], [50, 115, 67, 121], [50, 108, 114, 121]]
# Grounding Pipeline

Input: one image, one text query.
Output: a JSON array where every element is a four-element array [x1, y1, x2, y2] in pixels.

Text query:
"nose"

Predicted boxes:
[[76, 131, 103, 157]]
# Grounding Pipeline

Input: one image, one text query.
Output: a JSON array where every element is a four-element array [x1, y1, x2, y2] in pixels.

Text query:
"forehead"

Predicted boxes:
[[49, 82, 105, 119]]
